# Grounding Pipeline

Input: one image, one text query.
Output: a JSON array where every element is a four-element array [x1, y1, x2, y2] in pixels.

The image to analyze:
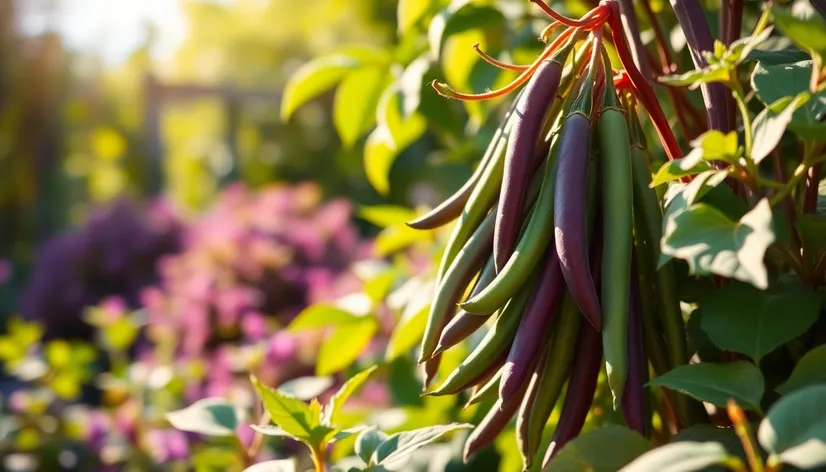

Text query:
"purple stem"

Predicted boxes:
[[617, 0, 654, 80], [669, 0, 732, 133]]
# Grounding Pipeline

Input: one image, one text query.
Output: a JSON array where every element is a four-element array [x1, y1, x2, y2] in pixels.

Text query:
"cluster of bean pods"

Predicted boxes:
[[407, 1, 700, 469]]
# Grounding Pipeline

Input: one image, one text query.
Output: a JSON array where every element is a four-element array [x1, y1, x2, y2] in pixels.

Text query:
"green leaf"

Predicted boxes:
[[651, 159, 712, 187], [356, 426, 389, 465], [375, 423, 473, 470], [358, 205, 419, 228], [758, 384, 826, 469], [751, 60, 826, 139], [317, 320, 378, 376], [681, 170, 729, 207], [751, 93, 810, 163], [192, 448, 243, 472], [330, 426, 367, 444], [325, 365, 379, 425], [334, 67, 388, 147], [546, 425, 654, 472], [748, 47, 811, 65], [243, 460, 297, 472], [776, 345, 826, 395], [251, 375, 314, 440], [428, 1, 504, 59], [385, 304, 429, 361], [289, 305, 365, 332], [795, 214, 826, 269], [281, 55, 362, 121], [278, 376, 334, 401], [648, 362, 764, 411], [699, 281, 820, 362], [658, 66, 730, 89], [399, 55, 432, 118], [771, 3, 826, 56], [397, 0, 434, 36], [374, 223, 431, 257], [620, 441, 734, 472], [688, 131, 739, 163], [165, 398, 239, 437], [364, 84, 427, 195], [661, 198, 775, 289], [672, 425, 746, 460]]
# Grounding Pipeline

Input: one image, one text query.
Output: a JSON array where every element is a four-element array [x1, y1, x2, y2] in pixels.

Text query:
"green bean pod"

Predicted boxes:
[[426, 283, 533, 396], [598, 78, 633, 410], [418, 210, 496, 363], [461, 127, 561, 315]]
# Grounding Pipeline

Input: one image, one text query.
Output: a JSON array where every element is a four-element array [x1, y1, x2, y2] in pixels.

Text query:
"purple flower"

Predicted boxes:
[[144, 429, 189, 463]]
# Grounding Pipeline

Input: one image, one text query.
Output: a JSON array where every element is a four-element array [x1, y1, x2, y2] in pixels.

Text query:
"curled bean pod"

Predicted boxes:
[[541, 322, 602, 466], [494, 44, 572, 272]]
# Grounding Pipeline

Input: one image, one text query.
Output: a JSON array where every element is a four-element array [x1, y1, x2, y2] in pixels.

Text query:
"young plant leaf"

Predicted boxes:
[[356, 426, 389, 465], [651, 159, 712, 187], [249, 425, 294, 437], [374, 423, 472, 470], [358, 205, 419, 228], [277, 376, 334, 401], [251, 375, 315, 439], [660, 198, 775, 289], [648, 362, 765, 411], [324, 365, 379, 426], [751, 93, 810, 163], [700, 281, 820, 362], [166, 397, 239, 437], [776, 345, 826, 395], [243, 459, 297, 472], [758, 384, 826, 470], [688, 130, 740, 164], [330, 426, 368, 444], [545, 425, 654, 472], [620, 441, 735, 472]]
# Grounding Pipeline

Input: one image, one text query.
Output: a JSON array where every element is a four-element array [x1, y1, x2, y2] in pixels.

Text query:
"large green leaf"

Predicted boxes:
[[620, 442, 734, 472], [699, 281, 820, 362], [651, 159, 712, 187], [660, 198, 775, 290], [428, 0, 504, 59], [758, 384, 826, 470], [776, 345, 826, 395], [397, 0, 435, 36], [648, 362, 765, 411], [317, 320, 378, 376], [251, 375, 315, 440], [325, 365, 378, 425], [545, 426, 654, 472], [280, 56, 362, 121], [374, 423, 472, 470], [795, 214, 826, 269], [334, 67, 388, 147], [751, 93, 810, 163], [166, 398, 239, 437], [385, 304, 429, 361], [770, 3, 826, 56], [751, 60, 826, 139]]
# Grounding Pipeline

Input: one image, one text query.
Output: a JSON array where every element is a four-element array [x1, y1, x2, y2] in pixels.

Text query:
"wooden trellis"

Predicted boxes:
[[142, 73, 282, 196]]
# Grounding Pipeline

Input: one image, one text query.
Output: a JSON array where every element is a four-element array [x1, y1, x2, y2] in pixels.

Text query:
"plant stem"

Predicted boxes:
[[730, 81, 754, 165], [246, 411, 270, 461], [770, 143, 815, 207], [311, 446, 327, 472], [728, 400, 764, 472]]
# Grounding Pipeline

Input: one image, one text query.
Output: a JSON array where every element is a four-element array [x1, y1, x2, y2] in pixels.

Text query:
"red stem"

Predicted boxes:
[[606, 2, 683, 160], [531, 1, 608, 28]]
